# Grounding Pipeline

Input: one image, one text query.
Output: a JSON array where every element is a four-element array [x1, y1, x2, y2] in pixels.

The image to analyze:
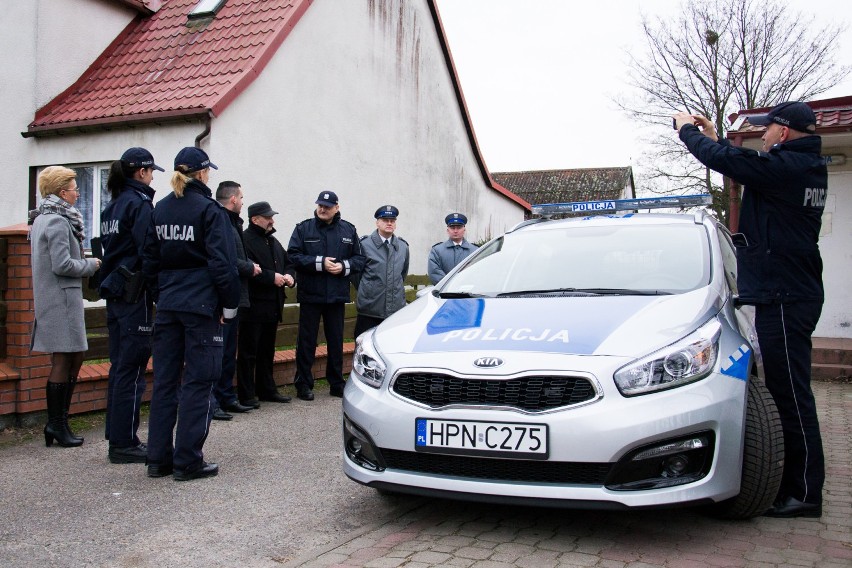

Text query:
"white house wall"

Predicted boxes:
[[209, 0, 523, 273], [815, 166, 852, 339], [0, 0, 137, 228]]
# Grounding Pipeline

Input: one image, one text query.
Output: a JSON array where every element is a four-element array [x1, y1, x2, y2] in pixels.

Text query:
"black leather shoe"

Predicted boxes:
[[212, 408, 233, 421], [296, 389, 314, 401], [223, 401, 253, 413], [329, 385, 344, 398], [147, 463, 173, 478], [260, 392, 292, 403], [109, 443, 148, 464], [241, 398, 261, 409], [763, 496, 822, 518], [173, 462, 219, 481]]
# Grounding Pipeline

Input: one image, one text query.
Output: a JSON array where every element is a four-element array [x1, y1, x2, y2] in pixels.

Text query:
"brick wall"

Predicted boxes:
[[0, 224, 355, 430]]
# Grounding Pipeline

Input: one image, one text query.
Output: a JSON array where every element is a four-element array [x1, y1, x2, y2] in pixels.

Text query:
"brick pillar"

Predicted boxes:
[[0, 224, 52, 427]]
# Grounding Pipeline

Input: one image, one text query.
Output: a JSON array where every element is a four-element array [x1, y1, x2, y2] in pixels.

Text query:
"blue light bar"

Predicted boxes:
[[531, 194, 713, 217]]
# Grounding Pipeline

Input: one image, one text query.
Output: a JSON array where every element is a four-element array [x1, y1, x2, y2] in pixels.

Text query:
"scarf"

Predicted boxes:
[[28, 194, 86, 247]]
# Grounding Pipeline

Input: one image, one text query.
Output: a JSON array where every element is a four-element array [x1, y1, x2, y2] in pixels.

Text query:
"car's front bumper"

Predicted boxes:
[[342, 354, 748, 510]]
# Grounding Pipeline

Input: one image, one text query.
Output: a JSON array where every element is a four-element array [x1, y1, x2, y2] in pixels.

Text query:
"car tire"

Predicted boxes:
[[705, 376, 784, 519]]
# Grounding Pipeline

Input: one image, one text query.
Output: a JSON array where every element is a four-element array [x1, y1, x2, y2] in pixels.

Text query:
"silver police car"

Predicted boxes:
[[343, 196, 783, 519]]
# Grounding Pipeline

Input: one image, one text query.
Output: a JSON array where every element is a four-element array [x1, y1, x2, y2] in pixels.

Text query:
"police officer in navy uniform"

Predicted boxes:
[[142, 147, 240, 481], [674, 101, 827, 518], [99, 147, 162, 464], [287, 191, 364, 400], [353, 205, 409, 337], [427, 213, 477, 284]]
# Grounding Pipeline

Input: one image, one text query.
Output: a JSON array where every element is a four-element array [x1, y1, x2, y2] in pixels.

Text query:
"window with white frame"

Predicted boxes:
[[34, 163, 111, 250]]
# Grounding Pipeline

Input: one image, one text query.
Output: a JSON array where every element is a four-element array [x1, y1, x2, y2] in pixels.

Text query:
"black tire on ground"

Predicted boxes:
[[706, 376, 784, 519]]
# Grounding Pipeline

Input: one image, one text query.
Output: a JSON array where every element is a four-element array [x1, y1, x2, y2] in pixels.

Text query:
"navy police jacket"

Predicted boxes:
[[287, 211, 364, 304], [142, 179, 240, 317], [98, 179, 154, 299], [679, 125, 826, 304]]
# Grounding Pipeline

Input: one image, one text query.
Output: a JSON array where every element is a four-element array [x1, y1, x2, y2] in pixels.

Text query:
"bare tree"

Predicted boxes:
[[618, 0, 849, 223]]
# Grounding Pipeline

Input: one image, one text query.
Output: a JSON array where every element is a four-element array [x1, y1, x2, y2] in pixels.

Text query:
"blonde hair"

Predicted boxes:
[[170, 166, 207, 198], [38, 166, 76, 198]]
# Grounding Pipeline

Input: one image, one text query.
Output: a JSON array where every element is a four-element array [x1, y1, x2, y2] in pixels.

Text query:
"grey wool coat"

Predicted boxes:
[[30, 214, 99, 353]]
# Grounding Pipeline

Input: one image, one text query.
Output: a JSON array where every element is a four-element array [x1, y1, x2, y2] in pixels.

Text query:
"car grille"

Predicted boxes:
[[381, 449, 612, 485], [391, 373, 596, 411]]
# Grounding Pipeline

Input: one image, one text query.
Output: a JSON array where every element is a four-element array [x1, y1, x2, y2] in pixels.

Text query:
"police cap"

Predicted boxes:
[[445, 212, 467, 226], [375, 205, 399, 219]]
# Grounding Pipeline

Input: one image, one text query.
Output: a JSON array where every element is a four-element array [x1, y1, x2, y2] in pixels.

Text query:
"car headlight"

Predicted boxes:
[[614, 319, 721, 396], [352, 329, 387, 389]]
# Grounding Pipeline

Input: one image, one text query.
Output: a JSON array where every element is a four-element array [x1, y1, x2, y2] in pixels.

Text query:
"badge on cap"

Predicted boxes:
[[445, 212, 467, 226]]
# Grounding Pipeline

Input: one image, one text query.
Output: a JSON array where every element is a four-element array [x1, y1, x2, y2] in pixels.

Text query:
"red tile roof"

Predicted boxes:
[[25, 0, 311, 137], [492, 167, 635, 208], [727, 96, 852, 139]]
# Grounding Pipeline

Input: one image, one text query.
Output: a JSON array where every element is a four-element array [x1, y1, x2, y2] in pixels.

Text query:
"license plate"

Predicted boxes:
[[415, 418, 548, 459]]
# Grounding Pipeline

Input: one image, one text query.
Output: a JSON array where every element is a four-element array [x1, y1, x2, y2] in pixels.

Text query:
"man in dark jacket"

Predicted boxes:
[[211, 182, 259, 420], [288, 191, 364, 400], [674, 101, 827, 518], [237, 201, 295, 407]]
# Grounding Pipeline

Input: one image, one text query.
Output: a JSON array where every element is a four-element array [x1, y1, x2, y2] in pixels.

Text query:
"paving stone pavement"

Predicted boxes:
[[1, 381, 849, 567], [284, 381, 852, 568]]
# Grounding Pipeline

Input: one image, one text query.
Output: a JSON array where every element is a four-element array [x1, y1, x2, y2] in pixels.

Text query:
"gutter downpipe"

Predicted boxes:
[[727, 134, 744, 232], [195, 110, 213, 148]]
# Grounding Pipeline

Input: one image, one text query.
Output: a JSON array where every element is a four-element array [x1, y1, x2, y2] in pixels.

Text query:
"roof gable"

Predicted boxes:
[[492, 167, 635, 207], [26, 0, 311, 136], [726, 96, 852, 139]]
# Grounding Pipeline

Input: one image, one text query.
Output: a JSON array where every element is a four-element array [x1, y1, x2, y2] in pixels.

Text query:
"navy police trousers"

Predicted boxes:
[[146, 310, 223, 471], [105, 295, 152, 448], [294, 302, 345, 392], [756, 301, 825, 505]]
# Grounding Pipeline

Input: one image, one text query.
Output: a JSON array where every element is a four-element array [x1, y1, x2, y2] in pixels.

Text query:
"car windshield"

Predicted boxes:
[[441, 222, 711, 297]]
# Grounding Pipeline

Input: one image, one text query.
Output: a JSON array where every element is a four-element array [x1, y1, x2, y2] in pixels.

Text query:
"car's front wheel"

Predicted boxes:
[[706, 376, 784, 519]]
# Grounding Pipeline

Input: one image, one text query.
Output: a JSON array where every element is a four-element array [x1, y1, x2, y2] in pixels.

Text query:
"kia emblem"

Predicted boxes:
[[473, 357, 503, 368]]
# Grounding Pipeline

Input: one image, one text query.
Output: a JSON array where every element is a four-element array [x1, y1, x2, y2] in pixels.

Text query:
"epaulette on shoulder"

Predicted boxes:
[[359, 235, 368, 241], [397, 237, 409, 245], [431, 242, 442, 248]]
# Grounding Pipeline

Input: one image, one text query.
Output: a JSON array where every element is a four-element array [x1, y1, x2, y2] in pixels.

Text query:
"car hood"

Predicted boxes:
[[373, 291, 724, 359]]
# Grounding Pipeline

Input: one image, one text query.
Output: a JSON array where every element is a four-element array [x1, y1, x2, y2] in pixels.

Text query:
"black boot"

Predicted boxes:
[[44, 382, 83, 448], [64, 376, 84, 443]]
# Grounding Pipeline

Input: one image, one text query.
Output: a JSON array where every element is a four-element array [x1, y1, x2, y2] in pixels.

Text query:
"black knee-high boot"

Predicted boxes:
[[64, 376, 84, 443], [44, 382, 83, 448]]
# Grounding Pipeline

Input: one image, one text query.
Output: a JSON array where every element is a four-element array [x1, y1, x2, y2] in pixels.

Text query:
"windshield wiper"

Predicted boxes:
[[436, 291, 490, 298], [497, 288, 672, 297], [497, 288, 594, 297], [574, 288, 673, 296]]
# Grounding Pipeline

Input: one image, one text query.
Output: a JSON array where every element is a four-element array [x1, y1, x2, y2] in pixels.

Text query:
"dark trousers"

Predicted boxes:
[[213, 314, 240, 408], [105, 295, 152, 448], [756, 301, 825, 504], [294, 302, 345, 392], [354, 314, 384, 339], [147, 310, 222, 470], [236, 319, 279, 402]]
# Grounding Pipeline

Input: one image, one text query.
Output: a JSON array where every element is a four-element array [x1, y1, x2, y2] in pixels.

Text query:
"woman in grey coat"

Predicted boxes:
[[29, 166, 101, 448]]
